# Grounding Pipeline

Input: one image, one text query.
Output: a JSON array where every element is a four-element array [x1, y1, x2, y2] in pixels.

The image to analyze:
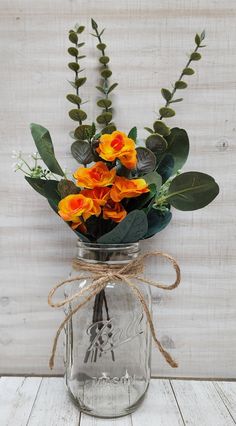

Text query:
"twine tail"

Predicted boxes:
[[123, 276, 178, 368]]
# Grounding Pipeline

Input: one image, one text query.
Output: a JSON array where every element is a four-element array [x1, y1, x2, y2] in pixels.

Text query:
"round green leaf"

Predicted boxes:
[[182, 67, 195, 75], [167, 171, 219, 211], [69, 109, 87, 121], [136, 147, 156, 173], [153, 120, 171, 136], [190, 52, 201, 61], [75, 77, 87, 87], [175, 81, 188, 89], [66, 94, 81, 105], [69, 32, 78, 44], [71, 140, 94, 164], [76, 25, 85, 34], [101, 69, 112, 78], [195, 34, 201, 46], [144, 209, 172, 239], [161, 88, 172, 101], [97, 99, 112, 108], [143, 171, 162, 191], [97, 43, 106, 51], [164, 127, 189, 174], [68, 62, 80, 72], [101, 124, 116, 134], [74, 125, 93, 140], [159, 107, 176, 118], [96, 112, 112, 124], [146, 133, 167, 154], [68, 47, 78, 57], [99, 56, 110, 65]]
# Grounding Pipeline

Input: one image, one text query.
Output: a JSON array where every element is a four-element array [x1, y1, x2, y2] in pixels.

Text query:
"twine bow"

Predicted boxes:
[[48, 251, 181, 370]]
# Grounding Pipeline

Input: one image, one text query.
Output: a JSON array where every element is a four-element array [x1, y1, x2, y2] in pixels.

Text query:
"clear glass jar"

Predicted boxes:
[[64, 242, 151, 418]]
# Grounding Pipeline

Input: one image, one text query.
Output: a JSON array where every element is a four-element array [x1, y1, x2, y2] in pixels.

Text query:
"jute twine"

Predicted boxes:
[[48, 251, 181, 370]]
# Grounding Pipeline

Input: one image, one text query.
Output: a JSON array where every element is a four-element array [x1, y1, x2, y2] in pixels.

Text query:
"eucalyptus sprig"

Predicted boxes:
[[145, 30, 206, 141], [67, 24, 87, 129], [91, 18, 118, 134]]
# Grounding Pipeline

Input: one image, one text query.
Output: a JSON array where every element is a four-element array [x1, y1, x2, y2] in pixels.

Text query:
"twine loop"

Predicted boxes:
[[48, 251, 181, 370]]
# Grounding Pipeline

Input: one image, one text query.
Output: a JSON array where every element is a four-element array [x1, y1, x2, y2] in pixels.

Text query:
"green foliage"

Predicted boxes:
[[68, 62, 80, 72], [143, 171, 162, 191], [66, 94, 82, 104], [68, 47, 78, 57], [91, 18, 118, 133], [97, 210, 148, 243], [153, 120, 171, 136], [96, 112, 112, 124], [58, 179, 80, 198], [71, 140, 94, 164], [69, 32, 78, 44], [182, 67, 194, 75], [144, 208, 172, 239], [97, 99, 112, 108], [136, 147, 156, 174], [163, 128, 189, 175], [190, 52, 201, 61], [161, 88, 172, 101], [99, 56, 110, 64], [175, 81, 188, 89], [75, 77, 87, 87], [74, 124, 94, 140], [25, 177, 60, 204], [69, 109, 87, 121], [146, 133, 167, 154], [128, 126, 137, 141], [157, 154, 174, 183], [159, 107, 176, 118], [30, 123, 64, 176], [101, 124, 116, 134], [164, 172, 219, 211]]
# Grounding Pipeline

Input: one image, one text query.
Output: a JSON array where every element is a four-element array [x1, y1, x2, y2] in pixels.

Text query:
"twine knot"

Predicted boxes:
[[48, 251, 181, 370]]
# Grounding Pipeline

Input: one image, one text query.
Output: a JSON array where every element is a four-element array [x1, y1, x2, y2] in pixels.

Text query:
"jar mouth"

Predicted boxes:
[[77, 241, 140, 250], [76, 241, 140, 263]]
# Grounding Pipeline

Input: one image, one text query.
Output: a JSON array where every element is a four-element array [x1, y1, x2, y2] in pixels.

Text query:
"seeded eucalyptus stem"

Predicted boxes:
[[91, 18, 118, 132], [67, 25, 87, 131], [159, 43, 202, 119]]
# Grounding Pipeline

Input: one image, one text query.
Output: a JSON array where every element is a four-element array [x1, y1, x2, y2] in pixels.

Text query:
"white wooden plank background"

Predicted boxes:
[[0, 0, 236, 377], [1, 377, 236, 426]]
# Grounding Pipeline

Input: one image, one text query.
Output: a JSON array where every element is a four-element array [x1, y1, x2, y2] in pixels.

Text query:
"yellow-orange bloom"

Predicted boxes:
[[103, 200, 127, 223], [97, 131, 137, 169], [73, 162, 116, 189], [110, 176, 149, 202], [58, 194, 101, 226], [81, 187, 110, 207]]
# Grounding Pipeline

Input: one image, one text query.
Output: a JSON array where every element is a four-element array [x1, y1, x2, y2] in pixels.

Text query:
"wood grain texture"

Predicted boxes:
[[0, 0, 235, 376]]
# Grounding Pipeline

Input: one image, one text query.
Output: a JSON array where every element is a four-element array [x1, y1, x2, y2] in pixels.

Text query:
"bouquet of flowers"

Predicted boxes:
[[14, 20, 219, 243]]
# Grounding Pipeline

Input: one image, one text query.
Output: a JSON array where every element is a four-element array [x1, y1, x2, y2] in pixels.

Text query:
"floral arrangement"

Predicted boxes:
[[14, 20, 219, 244]]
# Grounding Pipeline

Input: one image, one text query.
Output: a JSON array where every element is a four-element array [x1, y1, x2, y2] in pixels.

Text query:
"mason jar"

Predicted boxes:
[[64, 242, 151, 418]]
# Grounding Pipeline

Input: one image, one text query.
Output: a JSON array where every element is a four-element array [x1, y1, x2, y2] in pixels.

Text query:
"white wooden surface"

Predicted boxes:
[[0, 0, 236, 377], [1, 377, 236, 426]]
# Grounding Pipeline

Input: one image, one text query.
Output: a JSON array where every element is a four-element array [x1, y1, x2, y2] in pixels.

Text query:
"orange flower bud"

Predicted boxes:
[[110, 176, 149, 202], [58, 194, 101, 226], [97, 131, 137, 169], [81, 187, 110, 207], [103, 200, 127, 223], [74, 162, 116, 189]]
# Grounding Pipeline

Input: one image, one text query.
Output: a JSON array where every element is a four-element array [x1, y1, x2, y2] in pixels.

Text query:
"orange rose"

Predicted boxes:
[[58, 194, 101, 226], [81, 187, 110, 207], [73, 162, 116, 189], [110, 176, 149, 202], [97, 131, 137, 169], [103, 200, 127, 223]]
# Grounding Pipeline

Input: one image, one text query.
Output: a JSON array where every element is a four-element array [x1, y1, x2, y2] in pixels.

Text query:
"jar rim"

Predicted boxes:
[[77, 241, 140, 250]]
